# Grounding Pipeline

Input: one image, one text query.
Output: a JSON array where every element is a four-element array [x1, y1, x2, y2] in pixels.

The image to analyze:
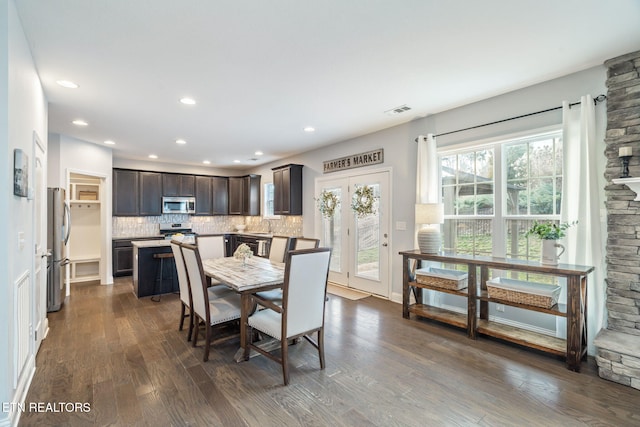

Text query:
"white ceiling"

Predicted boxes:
[[14, 0, 640, 169]]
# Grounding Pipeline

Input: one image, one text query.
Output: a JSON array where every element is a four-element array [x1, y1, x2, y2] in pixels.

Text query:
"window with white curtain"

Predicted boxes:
[[439, 128, 563, 282]]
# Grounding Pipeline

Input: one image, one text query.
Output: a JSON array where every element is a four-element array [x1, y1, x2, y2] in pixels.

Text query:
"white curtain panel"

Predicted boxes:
[[415, 134, 438, 305], [560, 94, 607, 354], [416, 134, 438, 204]]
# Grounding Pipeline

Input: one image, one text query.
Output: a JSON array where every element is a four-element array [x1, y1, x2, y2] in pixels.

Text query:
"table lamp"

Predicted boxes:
[[415, 203, 444, 254]]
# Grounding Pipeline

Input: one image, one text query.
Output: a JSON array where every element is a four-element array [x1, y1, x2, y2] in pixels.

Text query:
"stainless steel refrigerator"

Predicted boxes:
[[47, 187, 71, 312]]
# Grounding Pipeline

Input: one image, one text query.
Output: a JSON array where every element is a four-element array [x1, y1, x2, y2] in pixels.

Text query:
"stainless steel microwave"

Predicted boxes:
[[162, 197, 196, 214]]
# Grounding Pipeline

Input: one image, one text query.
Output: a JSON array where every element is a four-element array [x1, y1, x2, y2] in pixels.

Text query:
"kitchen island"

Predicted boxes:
[[132, 239, 179, 298]]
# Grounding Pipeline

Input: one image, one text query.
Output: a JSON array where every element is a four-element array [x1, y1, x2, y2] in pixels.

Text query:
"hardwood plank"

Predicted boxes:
[[19, 277, 640, 427], [477, 319, 566, 354]]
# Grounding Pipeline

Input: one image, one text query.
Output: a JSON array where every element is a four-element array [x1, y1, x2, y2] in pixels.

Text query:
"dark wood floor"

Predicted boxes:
[[20, 278, 640, 426]]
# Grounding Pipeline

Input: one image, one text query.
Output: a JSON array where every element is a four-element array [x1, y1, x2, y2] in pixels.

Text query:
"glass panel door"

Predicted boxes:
[[317, 171, 390, 297], [319, 179, 349, 285], [348, 172, 389, 296]]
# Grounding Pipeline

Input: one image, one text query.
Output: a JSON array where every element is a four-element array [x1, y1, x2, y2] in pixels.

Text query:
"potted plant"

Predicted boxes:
[[525, 221, 576, 265]]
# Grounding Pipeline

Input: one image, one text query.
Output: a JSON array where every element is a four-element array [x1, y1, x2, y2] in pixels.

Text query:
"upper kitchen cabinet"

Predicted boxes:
[[273, 164, 303, 215], [211, 176, 229, 215], [162, 173, 195, 197], [228, 175, 261, 215], [194, 175, 212, 215], [139, 171, 162, 215], [113, 169, 139, 216]]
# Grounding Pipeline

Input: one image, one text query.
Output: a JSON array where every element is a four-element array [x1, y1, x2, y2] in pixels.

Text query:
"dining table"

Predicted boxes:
[[202, 255, 285, 361]]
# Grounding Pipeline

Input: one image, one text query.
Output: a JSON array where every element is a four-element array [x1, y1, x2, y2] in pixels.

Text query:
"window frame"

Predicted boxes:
[[262, 182, 280, 220], [438, 126, 563, 260]]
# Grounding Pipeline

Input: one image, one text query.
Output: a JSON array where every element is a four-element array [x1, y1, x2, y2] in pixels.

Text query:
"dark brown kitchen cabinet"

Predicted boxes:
[[162, 173, 195, 197], [194, 176, 212, 215], [113, 243, 134, 277], [211, 176, 229, 215], [139, 171, 162, 215], [228, 175, 261, 215], [113, 169, 139, 216], [112, 237, 162, 276], [273, 164, 303, 215]]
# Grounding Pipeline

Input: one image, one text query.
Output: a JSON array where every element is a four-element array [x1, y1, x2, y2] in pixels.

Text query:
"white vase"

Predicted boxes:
[[541, 239, 565, 266]]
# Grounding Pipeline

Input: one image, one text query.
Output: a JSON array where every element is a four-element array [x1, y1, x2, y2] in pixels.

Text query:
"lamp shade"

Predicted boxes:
[[415, 203, 444, 225]]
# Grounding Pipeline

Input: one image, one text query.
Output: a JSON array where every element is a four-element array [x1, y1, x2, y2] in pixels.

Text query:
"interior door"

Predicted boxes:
[[318, 170, 390, 297], [33, 133, 47, 350]]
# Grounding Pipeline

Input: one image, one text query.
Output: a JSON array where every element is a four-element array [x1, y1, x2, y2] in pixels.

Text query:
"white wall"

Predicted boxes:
[[0, 0, 10, 419], [249, 65, 608, 304], [2, 0, 48, 425]]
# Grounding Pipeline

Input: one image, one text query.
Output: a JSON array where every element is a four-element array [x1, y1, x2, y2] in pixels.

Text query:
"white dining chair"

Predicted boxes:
[[171, 240, 234, 342], [293, 237, 320, 250], [254, 236, 291, 303], [196, 234, 226, 259], [180, 243, 242, 362], [244, 247, 332, 385], [268, 236, 290, 263], [196, 234, 229, 289]]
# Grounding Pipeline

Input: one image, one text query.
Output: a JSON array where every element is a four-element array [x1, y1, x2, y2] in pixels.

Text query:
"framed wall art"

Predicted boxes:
[[14, 149, 28, 197]]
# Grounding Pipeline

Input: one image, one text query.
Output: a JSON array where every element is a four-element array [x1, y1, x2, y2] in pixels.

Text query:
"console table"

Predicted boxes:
[[400, 250, 594, 371]]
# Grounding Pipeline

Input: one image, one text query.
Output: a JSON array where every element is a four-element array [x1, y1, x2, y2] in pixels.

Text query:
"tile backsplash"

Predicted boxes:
[[113, 215, 303, 238]]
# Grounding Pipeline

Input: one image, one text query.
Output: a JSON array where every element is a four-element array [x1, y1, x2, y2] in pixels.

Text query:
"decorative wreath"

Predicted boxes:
[[316, 190, 340, 219], [351, 185, 377, 218]]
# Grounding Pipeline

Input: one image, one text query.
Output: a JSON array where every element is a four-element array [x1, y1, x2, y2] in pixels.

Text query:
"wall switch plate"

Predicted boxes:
[[396, 221, 407, 230], [18, 231, 25, 250], [496, 304, 505, 312]]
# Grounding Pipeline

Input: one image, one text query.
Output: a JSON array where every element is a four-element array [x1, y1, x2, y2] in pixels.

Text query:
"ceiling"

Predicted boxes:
[[14, 0, 640, 169]]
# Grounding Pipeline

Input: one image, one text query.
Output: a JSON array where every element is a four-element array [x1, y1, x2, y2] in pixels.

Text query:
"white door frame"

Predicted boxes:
[[65, 168, 110, 291], [315, 166, 392, 298], [32, 131, 47, 349]]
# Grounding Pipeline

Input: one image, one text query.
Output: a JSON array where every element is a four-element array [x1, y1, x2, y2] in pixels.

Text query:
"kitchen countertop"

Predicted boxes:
[[112, 235, 163, 240], [132, 239, 172, 248]]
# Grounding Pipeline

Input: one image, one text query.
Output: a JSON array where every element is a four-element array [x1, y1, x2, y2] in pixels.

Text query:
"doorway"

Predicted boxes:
[[32, 132, 47, 350], [316, 170, 390, 297]]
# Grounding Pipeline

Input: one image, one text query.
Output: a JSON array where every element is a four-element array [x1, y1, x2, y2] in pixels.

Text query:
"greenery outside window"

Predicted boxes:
[[440, 129, 563, 282]]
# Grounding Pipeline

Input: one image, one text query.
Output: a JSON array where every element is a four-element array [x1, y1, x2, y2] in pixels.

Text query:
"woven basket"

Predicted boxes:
[[486, 278, 560, 308], [415, 267, 468, 290]]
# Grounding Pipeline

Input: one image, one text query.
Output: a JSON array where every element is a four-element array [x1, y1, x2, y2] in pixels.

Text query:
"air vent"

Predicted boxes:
[[385, 104, 412, 116]]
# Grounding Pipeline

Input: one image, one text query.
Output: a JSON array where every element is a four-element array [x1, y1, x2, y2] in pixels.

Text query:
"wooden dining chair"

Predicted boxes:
[[196, 234, 229, 288], [244, 247, 332, 385], [180, 243, 242, 362], [293, 237, 320, 250], [268, 236, 290, 263], [171, 240, 234, 342], [196, 234, 226, 259], [253, 236, 291, 303]]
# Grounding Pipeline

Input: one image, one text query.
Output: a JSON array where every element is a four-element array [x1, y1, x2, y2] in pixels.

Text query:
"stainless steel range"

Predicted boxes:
[[159, 223, 196, 242]]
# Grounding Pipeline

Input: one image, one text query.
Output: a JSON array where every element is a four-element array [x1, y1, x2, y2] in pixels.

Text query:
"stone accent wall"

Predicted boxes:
[[595, 49, 640, 389]]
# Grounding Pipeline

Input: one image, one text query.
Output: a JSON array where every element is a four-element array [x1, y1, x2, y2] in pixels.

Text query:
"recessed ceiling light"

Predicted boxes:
[[56, 80, 78, 89], [148, 154, 158, 159], [180, 97, 196, 105], [233, 160, 241, 164], [254, 151, 263, 156], [175, 139, 187, 145], [72, 119, 88, 126], [203, 160, 211, 165], [304, 126, 315, 132], [104, 140, 115, 145]]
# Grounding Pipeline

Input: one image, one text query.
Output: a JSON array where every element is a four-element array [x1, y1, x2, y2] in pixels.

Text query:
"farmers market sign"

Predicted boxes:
[[323, 149, 384, 173]]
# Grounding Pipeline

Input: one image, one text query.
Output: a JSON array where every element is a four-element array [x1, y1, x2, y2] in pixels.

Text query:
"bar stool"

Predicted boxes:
[[151, 252, 174, 302]]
